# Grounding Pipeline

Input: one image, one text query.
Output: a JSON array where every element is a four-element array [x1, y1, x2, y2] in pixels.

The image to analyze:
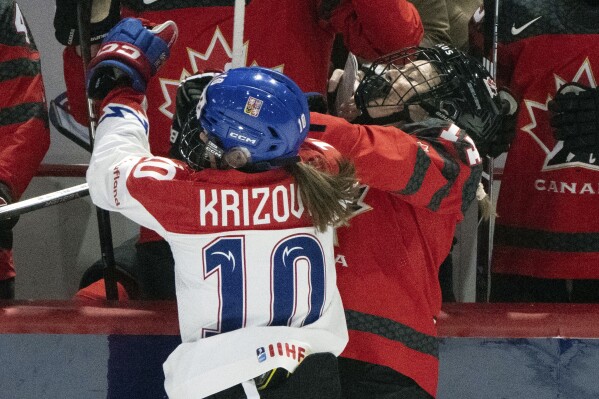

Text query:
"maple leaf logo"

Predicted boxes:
[[157, 27, 284, 120], [523, 58, 599, 171], [333, 184, 372, 248], [347, 185, 373, 219]]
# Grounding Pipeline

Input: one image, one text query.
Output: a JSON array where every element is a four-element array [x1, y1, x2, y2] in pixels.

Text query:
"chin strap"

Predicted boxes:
[[352, 107, 412, 126]]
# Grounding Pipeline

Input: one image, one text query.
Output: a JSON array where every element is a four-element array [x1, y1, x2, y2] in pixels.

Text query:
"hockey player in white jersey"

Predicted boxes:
[[84, 17, 359, 399]]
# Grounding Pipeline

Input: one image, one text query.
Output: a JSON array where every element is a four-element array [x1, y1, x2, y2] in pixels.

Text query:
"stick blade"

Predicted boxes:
[[49, 92, 92, 152]]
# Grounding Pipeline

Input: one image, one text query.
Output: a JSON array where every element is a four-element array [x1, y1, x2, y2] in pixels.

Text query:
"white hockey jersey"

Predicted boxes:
[[86, 87, 348, 398]]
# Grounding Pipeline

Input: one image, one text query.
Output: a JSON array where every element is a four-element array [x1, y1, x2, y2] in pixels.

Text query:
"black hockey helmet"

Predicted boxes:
[[355, 44, 504, 153]]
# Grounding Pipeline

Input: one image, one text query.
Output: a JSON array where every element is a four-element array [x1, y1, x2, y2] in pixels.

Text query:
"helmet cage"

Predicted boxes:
[[355, 45, 503, 143], [178, 108, 225, 170]]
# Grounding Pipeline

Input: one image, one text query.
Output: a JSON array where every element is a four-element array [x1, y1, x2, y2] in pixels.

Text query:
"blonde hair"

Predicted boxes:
[[476, 182, 497, 221], [285, 159, 359, 232]]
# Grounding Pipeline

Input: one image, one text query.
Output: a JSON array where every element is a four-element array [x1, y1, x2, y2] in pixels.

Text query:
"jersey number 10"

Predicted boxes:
[[202, 234, 327, 338]]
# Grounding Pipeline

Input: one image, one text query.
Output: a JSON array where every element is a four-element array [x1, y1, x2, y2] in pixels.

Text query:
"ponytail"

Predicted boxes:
[[286, 159, 358, 232]]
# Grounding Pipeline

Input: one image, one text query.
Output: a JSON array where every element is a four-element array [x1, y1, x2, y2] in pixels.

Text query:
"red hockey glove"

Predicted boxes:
[[86, 18, 178, 100]]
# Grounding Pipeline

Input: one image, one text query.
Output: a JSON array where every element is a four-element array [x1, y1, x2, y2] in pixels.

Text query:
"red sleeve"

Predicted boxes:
[[299, 138, 344, 174], [99, 85, 147, 112], [62, 46, 90, 126], [320, 0, 423, 60], [308, 112, 481, 214], [0, 1, 50, 199]]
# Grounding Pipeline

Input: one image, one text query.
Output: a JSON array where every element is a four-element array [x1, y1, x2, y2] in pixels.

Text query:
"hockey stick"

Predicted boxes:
[[0, 184, 89, 220], [36, 163, 88, 177], [230, 0, 246, 68], [77, 0, 98, 144], [334, 52, 359, 114], [49, 92, 92, 153], [475, 0, 500, 302], [77, 0, 119, 300]]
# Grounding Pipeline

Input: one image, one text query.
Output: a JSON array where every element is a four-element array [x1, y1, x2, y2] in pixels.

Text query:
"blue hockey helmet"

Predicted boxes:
[[179, 67, 310, 171]]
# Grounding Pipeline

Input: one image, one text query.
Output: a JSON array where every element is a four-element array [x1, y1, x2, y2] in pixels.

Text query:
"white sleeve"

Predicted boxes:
[[86, 100, 168, 236]]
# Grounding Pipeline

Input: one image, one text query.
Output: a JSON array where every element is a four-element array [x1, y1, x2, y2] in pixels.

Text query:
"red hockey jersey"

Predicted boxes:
[[0, 0, 49, 200], [64, 0, 423, 158], [0, 0, 50, 280], [309, 113, 482, 397], [62, 0, 423, 244], [473, 0, 599, 279]]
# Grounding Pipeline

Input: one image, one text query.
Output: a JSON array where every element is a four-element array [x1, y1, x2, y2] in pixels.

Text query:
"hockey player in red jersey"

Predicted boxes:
[[470, 0, 599, 302], [0, 0, 51, 299], [310, 44, 505, 398], [85, 17, 360, 398], [55, 0, 424, 300]]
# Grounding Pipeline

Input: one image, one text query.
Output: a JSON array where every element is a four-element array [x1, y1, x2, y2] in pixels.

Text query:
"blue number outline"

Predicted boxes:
[[202, 233, 326, 336]]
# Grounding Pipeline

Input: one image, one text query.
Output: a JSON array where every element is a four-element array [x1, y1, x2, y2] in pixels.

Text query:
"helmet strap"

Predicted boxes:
[[352, 107, 411, 126], [204, 139, 225, 166], [417, 100, 457, 125]]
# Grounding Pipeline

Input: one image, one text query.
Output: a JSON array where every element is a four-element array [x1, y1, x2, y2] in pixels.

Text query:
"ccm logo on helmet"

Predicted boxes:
[[229, 131, 258, 146]]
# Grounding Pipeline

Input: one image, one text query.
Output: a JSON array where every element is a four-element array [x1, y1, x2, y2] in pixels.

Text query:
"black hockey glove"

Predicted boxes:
[[54, 0, 121, 46], [0, 183, 18, 231], [305, 92, 329, 114], [482, 89, 518, 158], [169, 72, 221, 160], [548, 83, 599, 153]]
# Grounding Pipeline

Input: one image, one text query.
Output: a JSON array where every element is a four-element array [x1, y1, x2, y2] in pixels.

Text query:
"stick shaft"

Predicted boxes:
[[0, 184, 89, 220], [76, 0, 98, 146], [231, 0, 246, 68], [77, 0, 119, 300], [476, 0, 499, 303]]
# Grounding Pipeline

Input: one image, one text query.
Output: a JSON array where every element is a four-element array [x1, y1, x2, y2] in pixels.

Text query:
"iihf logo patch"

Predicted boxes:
[[244, 96, 263, 117], [256, 347, 267, 363], [255, 342, 307, 363]]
